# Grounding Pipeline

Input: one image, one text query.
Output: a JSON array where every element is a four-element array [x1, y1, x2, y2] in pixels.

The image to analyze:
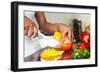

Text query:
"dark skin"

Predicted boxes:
[[24, 11, 73, 41], [35, 12, 59, 33]]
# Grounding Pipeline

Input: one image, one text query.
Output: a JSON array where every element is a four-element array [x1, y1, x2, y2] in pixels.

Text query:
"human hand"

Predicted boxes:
[[58, 23, 74, 41], [24, 16, 38, 38]]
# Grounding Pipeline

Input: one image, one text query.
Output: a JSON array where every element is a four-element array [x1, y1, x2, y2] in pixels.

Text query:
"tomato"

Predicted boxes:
[[60, 38, 73, 51], [61, 51, 72, 60], [77, 43, 90, 49], [80, 31, 90, 44]]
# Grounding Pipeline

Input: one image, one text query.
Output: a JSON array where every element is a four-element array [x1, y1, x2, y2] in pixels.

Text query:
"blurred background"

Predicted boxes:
[[25, 11, 91, 32]]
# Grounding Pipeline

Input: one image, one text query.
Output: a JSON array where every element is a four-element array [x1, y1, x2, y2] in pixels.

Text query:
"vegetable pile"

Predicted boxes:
[[72, 48, 90, 59], [40, 48, 61, 61], [40, 31, 90, 61], [71, 31, 90, 59]]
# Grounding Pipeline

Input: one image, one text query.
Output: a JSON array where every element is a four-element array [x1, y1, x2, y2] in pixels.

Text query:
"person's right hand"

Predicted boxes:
[[24, 16, 38, 38]]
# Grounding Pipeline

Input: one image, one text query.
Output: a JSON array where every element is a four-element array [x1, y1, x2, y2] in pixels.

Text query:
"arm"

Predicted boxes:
[[35, 12, 73, 40], [35, 11, 59, 34]]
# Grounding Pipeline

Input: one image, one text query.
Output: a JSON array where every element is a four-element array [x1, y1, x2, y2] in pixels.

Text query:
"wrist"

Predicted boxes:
[[57, 24, 61, 32]]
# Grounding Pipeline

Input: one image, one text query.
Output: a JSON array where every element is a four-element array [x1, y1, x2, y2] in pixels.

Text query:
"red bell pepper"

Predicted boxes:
[[77, 43, 90, 49], [80, 31, 90, 44]]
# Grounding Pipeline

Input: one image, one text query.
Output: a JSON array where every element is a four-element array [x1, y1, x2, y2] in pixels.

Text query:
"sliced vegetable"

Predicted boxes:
[[72, 48, 90, 59], [53, 32, 61, 41], [40, 48, 61, 61], [61, 51, 72, 60], [60, 38, 73, 51], [80, 31, 90, 44], [77, 43, 90, 49]]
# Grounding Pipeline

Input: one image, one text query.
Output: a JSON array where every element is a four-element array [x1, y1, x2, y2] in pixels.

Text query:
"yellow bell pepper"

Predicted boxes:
[[40, 48, 61, 61], [53, 32, 61, 41]]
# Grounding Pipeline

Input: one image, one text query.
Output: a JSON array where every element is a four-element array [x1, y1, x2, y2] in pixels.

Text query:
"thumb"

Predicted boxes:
[[28, 25, 34, 37]]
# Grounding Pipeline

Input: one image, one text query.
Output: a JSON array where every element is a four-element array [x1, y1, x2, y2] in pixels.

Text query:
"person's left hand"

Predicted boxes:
[[57, 23, 74, 41]]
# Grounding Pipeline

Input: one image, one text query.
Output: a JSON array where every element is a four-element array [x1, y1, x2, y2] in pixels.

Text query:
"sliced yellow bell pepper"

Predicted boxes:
[[53, 32, 61, 41]]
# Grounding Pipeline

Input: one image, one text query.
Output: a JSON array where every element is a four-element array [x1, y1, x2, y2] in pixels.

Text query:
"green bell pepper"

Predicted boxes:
[[72, 48, 90, 59]]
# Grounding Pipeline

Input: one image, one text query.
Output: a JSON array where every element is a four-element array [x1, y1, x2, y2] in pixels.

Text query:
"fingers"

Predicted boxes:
[[24, 25, 29, 35], [27, 25, 34, 37], [68, 30, 71, 40], [67, 28, 74, 42], [61, 28, 73, 41], [31, 26, 38, 38], [24, 16, 38, 38], [24, 29, 28, 35], [61, 31, 67, 41], [24, 23, 38, 38]]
